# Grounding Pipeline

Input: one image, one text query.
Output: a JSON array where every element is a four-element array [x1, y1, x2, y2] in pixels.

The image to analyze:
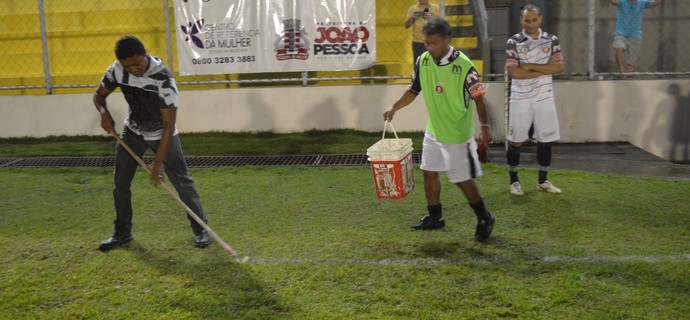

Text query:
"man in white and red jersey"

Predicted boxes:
[[384, 18, 495, 242], [505, 4, 564, 196]]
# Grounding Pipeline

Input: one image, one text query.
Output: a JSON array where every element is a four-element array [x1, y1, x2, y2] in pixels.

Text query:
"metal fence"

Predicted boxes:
[[551, 0, 690, 80], [1, 0, 688, 95], [1, 0, 179, 94]]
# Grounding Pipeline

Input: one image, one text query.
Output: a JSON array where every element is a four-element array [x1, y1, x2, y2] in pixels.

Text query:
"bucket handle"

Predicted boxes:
[[382, 120, 400, 140]]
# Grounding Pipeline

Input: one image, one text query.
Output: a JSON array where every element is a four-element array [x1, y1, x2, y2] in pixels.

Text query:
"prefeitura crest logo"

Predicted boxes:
[[274, 19, 309, 61]]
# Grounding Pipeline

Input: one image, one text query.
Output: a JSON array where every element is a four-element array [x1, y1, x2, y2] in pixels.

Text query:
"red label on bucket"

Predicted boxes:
[[370, 152, 414, 200]]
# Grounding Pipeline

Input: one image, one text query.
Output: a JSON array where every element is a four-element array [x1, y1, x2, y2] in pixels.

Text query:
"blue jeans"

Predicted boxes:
[[113, 127, 207, 235]]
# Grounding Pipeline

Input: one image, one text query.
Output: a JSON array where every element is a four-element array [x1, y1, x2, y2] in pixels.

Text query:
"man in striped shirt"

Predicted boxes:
[[94, 35, 211, 250], [505, 4, 564, 196]]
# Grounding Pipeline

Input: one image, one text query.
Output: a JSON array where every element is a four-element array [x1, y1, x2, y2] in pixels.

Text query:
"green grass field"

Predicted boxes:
[[1, 132, 689, 319]]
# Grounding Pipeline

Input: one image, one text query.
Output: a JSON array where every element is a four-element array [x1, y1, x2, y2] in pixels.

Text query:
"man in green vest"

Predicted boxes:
[[383, 18, 495, 242]]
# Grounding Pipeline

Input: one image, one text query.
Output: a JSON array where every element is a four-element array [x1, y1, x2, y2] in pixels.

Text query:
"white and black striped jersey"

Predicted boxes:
[[100, 55, 179, 140], [506, 29, 563, 102]]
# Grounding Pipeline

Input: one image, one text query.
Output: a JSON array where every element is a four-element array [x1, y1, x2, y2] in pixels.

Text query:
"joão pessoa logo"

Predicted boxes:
[[313, 24, 370, 56]]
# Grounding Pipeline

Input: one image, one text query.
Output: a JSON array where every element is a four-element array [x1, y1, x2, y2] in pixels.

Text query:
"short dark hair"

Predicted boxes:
[[114, 35, 147, 60], [521, 4, 541, 16], [423, 17, 453, 38]]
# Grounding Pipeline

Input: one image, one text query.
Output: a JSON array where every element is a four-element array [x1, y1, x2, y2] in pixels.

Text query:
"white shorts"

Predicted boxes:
[[507, 97, 560, 143], [613, 35, 641, 66], [420, 133, 483, 183]]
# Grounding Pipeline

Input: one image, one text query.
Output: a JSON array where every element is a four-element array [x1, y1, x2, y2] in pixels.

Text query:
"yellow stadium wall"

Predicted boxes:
[[0, 0, 483, 95]]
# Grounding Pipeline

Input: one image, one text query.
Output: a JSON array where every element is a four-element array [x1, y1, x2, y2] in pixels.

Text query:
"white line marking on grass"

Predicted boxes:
[[540, 254, 690, 263], [245, 255, 690, 265]]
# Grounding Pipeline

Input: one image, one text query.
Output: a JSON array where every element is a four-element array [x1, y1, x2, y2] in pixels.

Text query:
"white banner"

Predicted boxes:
[[174, 0, 376, 75]]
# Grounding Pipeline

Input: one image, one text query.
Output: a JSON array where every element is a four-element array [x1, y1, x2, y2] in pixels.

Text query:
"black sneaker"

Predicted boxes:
[[474, 212, 495, 242], [99, 235, 133, 251], [411, 216, 445, 230], [194, 230, 212, 248]]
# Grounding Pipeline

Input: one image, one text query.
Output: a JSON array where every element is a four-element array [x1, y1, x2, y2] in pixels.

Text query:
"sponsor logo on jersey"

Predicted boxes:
[[452, 64, 462, 75]]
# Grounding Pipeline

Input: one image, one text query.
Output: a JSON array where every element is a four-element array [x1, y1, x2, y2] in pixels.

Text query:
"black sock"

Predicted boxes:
[[469, 200, 489, 219], [537, 143, 552, 184], [427, 204, 443, 221], [509, 168, 519, 184], [507, 145, 521, 184], [536, 143, 552, 166], [507, 145, 521, 166], [538, 168, 548, 184]]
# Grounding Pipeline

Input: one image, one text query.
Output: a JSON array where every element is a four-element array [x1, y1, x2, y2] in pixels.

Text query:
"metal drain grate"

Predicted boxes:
[[5, 156, 116, 168], [0, 158, 22, 168], [318, 154, 370, 166], [1, 153, 422, 168], [186, 155, 321, 167]]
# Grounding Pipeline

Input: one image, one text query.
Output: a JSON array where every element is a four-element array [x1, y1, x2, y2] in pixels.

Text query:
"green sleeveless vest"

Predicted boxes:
[[419, 50, 475, 143]]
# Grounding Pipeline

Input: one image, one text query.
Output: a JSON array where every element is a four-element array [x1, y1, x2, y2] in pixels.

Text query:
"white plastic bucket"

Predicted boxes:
[[366, 121, 415, 200]]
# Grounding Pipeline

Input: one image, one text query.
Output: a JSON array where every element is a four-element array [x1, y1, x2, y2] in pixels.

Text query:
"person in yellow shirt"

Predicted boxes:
[[405, 0, 441, 62]]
